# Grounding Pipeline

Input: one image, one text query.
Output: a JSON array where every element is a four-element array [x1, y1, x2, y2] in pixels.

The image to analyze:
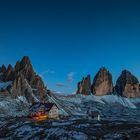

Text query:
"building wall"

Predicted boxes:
[[48, 105, 59, 119]]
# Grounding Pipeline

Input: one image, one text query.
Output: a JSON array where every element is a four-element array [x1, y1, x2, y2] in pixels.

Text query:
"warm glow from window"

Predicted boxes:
[[32, 115, 48, 120]]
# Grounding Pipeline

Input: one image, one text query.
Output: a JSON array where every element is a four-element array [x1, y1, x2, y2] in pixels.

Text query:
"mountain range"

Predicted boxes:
[[0, 56, 140, 105], [0, 56, 140, 139], [0, 56, 49, 103], [77, 67, 140, 98]]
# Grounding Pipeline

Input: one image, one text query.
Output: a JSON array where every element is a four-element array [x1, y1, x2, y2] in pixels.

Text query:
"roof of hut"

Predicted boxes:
[[30, 103, 58, 112]]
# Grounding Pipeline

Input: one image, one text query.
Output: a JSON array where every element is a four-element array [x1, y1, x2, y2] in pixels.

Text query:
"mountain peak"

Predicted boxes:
[[0, 56, 48, 103], [77, 75, 91, 95], [100, 67, 108, 72], [21, 56, 31, 66], [0, 64, 7, 73], [120, 69, 139, 84], [91, 67, 113, 96], [7, 64, 13, 71], [122, 69, 132, 75], [115, 70, 140, 97]]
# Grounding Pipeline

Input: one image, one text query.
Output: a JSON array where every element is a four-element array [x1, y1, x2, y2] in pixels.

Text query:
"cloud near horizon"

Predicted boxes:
[[67, 72, 76, 82], [39, 69, 55, 78], [55, 83, 67, 87]]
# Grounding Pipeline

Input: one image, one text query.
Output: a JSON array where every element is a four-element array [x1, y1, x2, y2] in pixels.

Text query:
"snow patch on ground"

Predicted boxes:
[[98, 95, 137, 109], [52, 121, 74, 126], [0, 96, 29, 117], [0, 81, 12, 89], [62, 94, 140, 109]]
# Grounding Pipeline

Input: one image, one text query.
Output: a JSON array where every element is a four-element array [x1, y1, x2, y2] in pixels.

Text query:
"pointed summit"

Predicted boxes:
[[14, 56, 32, 72], [115, 70, 140, 97], [14, 56, 34, 82], [20, 56, 31, 67], [0, 56, 48, 103], [14, 61, 21, 72], [5, 64, 14, 81], [91, 67, 113, 96], [77, 75, 91, 95], [7, 64, 13, 73], [0, 64, 7, 73], [121, 70, 139, 84]]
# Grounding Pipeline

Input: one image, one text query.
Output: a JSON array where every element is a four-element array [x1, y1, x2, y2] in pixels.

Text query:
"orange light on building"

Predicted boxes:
[[32, 114, 48, 120]]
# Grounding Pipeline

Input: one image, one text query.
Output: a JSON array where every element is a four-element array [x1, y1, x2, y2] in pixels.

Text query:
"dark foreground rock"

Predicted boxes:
[[0, 118, 140, 140]]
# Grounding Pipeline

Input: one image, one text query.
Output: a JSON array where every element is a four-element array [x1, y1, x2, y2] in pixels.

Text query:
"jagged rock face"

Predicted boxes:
[[115, 70, 140, 98], [5, 64, 14, 81], [77, 68, 140, 98], [77, 75, 91, 95], [11, 74, 26, 97], [14, 56, 35, 82], [0, 56, 47, 103], [11, 74, 37, 103], [0, 65, 7, 82], [91, 67, 113, 96], [31, 75, 45, 90], [13, 56, 45, 91], [0, 65, 7, 73], [21, 56, 34, 81], [15, 56, 44, 90], [14, 61, 20, 72]]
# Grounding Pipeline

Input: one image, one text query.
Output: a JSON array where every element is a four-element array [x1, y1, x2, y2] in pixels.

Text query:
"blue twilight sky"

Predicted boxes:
[[0, 0, 140, 94]]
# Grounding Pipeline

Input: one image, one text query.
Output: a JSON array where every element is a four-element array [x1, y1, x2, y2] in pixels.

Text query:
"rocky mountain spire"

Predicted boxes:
[[77, 75, 91, 95], [91, 67, 113, 96], [14, 56, 35, 82], [20, 56, 31, 66], [0, 56, 48, 103], [115, 70, 140, 98], [14, 61, 21, 72], [0, 64, 7, 74], [5, 64, 14, 81], [0, 65, 6, 82]]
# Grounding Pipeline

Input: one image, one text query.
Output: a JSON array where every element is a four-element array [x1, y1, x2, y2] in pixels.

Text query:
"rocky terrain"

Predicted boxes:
[[0, 93, 140, 140], [115, 70, 140, 98], [0, 56, 48, 103], [0, 57, 140, 139], [91, 67, 113, 96], [77, 75, 91, 95], [0, 117, 140, 140], [77, 67, 140, 98]]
